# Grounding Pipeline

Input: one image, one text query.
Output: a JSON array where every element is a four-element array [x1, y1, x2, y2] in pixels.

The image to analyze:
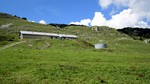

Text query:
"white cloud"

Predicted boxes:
[[70, 19, 91, 26], [99, 0, 130, 8], [39, 20, 46, 24], [99, 0, 130, 9], [31, 21, 35, 22], [99, 0, 150, 22], [96, 0, 150, 28], [28, 20, 35, 23], [91, 12, 106, 26], [136, 21, 150, 28], [107, 9, 140, 28], [128, 0, 150, 21], [99, 0, 112, 9], [70, 0, 150, 28], [74, 9, 149, 29], [90, 9, 149, 29], [89, 9, 139, 28], [109, 7, 116, 15]]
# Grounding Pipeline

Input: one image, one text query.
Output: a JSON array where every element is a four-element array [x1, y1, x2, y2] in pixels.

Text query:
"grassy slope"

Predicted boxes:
[[0, 13, 150, 84]]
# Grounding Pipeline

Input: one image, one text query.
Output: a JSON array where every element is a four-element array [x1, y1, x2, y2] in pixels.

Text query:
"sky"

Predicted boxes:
[[1, 0, 150, 29]]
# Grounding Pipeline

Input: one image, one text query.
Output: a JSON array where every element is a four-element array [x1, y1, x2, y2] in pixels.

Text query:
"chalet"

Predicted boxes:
[[20, 31, 77, 39]]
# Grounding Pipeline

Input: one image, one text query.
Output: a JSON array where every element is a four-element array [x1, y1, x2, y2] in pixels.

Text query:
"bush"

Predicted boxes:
[[0, 41, 9, 46], [22, 17, 27, 20], [0, 34, 18, 41]]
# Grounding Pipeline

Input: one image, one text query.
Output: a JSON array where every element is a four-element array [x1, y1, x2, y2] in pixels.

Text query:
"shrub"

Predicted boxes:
[[0, 34, 18, 41], [22, 17, 27, 20]]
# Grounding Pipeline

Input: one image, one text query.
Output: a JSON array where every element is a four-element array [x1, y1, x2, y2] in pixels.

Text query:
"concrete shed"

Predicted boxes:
[[95, 44, 107, 49], [20, 31, 77, 39]]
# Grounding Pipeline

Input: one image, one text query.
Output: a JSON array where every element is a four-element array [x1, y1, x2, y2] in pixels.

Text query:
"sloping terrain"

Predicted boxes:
[[0, 12, 150, 84]]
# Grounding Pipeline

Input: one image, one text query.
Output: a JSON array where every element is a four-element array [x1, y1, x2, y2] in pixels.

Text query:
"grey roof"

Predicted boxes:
[[20, 30, 77, 38]]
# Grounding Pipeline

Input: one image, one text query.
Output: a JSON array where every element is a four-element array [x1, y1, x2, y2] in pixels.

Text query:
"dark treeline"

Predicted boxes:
[[0, 12, 15, 19], [118, 27, 150, 40], [0, 12, 27, 20], [14, 15, 27, 20], [48, 23, 69, 28], [48, 23, 85, 28]]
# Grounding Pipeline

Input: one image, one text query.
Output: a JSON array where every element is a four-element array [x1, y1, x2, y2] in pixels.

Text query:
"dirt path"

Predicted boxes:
[[0, 41, 26, 50]]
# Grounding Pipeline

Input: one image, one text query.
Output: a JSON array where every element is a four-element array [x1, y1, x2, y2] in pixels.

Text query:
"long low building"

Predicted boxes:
[[20, 30, 77, 39]]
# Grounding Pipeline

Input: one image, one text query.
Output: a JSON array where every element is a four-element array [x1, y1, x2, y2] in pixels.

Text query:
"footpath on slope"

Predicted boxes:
[[0, 41, 26, 50]]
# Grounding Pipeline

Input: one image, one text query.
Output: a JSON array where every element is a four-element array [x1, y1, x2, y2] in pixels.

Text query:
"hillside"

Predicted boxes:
[[0, 12, 150, 51], [0, 12, 150, 84]]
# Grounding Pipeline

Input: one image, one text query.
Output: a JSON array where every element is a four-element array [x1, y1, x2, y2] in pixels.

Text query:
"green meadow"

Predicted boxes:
[[0, 13, 150, 84]]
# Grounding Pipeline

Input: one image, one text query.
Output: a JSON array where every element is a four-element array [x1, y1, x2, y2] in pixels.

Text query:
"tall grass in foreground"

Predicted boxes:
[[0, 39, 150, 84]]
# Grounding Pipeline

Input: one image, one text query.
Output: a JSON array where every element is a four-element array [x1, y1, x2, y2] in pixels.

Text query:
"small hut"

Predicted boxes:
[[95, 44, 107, 49]]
